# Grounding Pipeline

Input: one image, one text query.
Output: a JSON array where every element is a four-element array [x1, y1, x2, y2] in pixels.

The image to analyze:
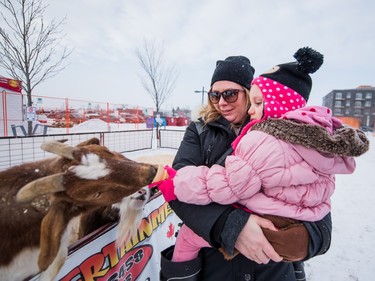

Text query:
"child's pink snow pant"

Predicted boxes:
[[172, 224, 210, 262]]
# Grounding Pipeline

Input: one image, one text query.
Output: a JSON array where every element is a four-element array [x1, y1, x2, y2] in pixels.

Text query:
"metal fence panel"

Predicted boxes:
[[0, 130, 154, 171], [159, 129, 186, 149], [104, 130, 154, 153]]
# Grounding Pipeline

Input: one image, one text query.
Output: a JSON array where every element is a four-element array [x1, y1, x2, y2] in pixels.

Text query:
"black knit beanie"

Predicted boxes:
[[261, 47, 324, 102], [210, 56, 255, 90]]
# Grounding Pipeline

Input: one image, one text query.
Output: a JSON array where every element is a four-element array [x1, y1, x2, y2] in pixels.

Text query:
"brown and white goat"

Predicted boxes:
[[113, 152, 175, 247], [0, 138, 160, 281]]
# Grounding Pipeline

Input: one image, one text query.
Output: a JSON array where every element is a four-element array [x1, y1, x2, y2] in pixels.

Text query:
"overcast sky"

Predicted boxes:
[[2, 0, 375, 112]]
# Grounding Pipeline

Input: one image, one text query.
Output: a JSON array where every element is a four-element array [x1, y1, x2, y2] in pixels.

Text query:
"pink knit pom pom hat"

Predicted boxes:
[[252, 47, 324, 120]]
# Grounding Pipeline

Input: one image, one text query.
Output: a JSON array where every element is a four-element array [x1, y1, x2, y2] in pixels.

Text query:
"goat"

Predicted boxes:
[[113, 152, 175, 247], [114, 187, 151, 247], [111, 152, 176, 247], [0, 138, 160, 281]]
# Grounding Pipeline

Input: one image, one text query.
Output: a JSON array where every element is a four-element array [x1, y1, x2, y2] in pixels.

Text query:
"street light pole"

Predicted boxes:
[[194, 86, 207, 105]]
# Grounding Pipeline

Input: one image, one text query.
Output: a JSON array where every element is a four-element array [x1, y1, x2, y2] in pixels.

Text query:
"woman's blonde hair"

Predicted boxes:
[[199, 88, 251, 124]]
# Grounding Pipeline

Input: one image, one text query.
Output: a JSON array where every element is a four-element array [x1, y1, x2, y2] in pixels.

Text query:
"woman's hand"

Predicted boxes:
[[235, 214, 283, 264], [149, 166, 177, 202]]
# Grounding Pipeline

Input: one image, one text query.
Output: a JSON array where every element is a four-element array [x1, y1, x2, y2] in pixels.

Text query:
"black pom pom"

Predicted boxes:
[[293, 47, 324, 74]]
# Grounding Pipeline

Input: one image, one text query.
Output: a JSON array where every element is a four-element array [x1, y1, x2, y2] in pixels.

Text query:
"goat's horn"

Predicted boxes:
[[41, 141, 75, 160], [16, 173, 65, 203]]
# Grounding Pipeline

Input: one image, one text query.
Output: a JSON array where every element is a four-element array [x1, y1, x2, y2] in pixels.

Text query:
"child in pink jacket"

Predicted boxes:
[[151, 47, 369, 263]]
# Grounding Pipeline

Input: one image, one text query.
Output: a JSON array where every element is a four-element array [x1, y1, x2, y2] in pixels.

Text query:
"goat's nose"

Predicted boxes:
[[134, 188, 148, 200], [146, 165, 158, 183], [138, 188, 147, 195]]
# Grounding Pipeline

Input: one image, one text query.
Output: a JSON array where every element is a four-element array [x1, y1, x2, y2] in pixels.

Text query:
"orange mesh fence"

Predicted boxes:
[[0, 92, 151, 136]]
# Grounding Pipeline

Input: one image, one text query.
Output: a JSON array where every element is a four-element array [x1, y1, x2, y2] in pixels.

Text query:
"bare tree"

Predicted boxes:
[[0, 0, 71, 134], [136, 39, 178, 114]]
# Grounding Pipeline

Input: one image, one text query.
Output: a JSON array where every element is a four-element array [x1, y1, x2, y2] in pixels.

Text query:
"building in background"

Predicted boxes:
[[322, 85, 375, 131]]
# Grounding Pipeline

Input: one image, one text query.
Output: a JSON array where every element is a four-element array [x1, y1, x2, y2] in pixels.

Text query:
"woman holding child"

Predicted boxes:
[[152, 48, 368, 281]]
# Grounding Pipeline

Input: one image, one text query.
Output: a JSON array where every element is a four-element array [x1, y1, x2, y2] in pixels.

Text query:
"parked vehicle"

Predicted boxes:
[[120, 112, 145, 123]]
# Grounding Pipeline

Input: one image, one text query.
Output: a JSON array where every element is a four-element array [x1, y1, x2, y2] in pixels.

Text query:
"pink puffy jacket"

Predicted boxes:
[[173, 107, 356, 221]]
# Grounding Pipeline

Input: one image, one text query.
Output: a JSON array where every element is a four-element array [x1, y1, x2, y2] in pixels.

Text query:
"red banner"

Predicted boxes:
[[0, 76, 22, 93]]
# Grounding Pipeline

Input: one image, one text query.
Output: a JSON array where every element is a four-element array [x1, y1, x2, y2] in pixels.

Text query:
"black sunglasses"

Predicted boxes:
[[207, 89, 245, 104]]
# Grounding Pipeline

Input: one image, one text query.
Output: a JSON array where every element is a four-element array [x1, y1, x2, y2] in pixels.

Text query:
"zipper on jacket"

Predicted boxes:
[[205, 144, 213, 165]]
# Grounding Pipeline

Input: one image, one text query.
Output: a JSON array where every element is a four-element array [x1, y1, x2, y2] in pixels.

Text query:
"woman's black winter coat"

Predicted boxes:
[[169, 116, 332, 281]]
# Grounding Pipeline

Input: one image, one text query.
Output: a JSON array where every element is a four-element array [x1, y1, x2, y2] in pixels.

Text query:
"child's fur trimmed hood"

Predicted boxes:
[[251, 118, 369, 157]]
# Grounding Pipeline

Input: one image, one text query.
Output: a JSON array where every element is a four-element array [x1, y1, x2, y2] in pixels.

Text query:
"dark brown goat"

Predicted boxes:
[[0, 138, 159, 281]]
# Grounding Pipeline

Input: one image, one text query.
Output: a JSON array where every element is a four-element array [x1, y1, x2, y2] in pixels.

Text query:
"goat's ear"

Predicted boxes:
[[16, 173, 65, 203], [41, 141, 75, 159], [76, 138, 100, 147], [38, 201, 76, 271]]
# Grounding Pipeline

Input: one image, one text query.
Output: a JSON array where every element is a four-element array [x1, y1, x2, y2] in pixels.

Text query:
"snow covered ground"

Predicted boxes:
[[44, 119, 150, 134], [48, 120, 375, 280], [305, 132, 375, 281]]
